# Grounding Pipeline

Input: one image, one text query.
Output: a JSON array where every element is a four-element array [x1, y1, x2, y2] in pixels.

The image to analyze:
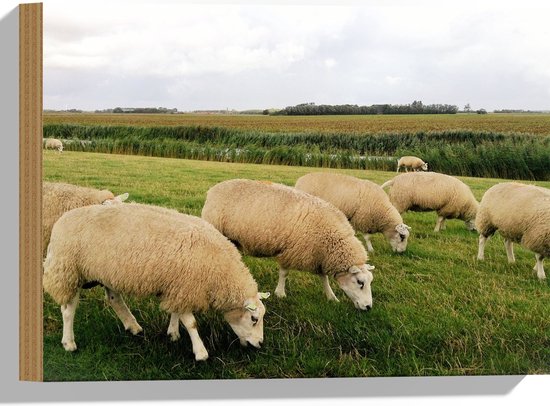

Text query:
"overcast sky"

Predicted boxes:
[[44, 0, 550, 111]]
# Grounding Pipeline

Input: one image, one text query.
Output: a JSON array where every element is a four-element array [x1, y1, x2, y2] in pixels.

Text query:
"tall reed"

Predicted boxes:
[[44, 124, 550, 180]]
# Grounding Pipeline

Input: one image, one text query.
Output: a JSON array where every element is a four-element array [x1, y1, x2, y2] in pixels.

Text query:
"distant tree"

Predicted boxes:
[[113, 107, 123, 113], [476, 109, 487, 114], [464, 103, 471, 113], [275, 101, 459, 116]]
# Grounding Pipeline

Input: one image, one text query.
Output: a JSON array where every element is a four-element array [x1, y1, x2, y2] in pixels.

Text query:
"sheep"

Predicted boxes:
[[43, 202, 270, 360], [476, 182, 550, 280], [295, 172, 411, 253], [42, 182, 128, 257], [396, 156, 428, 173], [201, 179, 375, 311], [44, 138, 63, 152], [381, 172, 479, 232]]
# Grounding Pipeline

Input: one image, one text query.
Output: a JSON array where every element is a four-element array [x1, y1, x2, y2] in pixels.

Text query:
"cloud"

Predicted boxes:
[[44, 0, 550, 111], [44, 2, 354, 76]]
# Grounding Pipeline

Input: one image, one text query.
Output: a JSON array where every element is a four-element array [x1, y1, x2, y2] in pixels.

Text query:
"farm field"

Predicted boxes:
[[43, 151, 550, 381], [44, 113, 550, 135], [43, 114, 550, 181]]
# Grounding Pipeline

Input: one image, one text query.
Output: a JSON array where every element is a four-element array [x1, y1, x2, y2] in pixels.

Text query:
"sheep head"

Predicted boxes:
[[386, 223, 411, 253], [224, 292, 269, 348], [334, 264, 374, 311], [102, 192, 129, 205]]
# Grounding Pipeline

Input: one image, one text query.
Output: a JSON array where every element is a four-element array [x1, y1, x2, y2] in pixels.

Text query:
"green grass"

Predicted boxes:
[[43, 151, 550, 381]]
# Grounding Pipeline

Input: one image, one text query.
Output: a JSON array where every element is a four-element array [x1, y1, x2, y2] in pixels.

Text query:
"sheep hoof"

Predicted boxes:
[[62, 340, 77, 352], [168, 331, 181, 342], [194, 348, 209, 361], [127, 324, 143, 335], [274, 289, 286, 298]]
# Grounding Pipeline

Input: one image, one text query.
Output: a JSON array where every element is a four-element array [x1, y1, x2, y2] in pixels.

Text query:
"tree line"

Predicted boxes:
[[273, 100, 458, 115]]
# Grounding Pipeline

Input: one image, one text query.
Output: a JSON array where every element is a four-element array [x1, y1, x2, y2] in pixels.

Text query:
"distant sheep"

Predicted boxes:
[[44, 138, 63, 152], [381, 172, 478, 232], [202, 179, 375, 311], [476, 182, 550, 280], [43, 203, 269, 360], [295, 172, 410, 253], [396, 156, 428, 173], [42, 182, 128, 257]]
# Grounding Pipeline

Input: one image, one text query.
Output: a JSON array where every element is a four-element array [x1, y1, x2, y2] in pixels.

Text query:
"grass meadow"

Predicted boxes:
[[43, 151, 550, 381], [43, 113, 550, 181]]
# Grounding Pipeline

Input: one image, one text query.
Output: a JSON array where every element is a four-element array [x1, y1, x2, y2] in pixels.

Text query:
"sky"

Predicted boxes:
[[43, 0, 550, 111]]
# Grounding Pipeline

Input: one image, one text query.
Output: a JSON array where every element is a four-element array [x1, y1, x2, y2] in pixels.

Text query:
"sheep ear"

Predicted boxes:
[[244, 303, 257, 312], [364, 264, 375, 271], [258, 292, 270, 300], [349, 265, 361, 274], [115, 192, 129, 202], [395, 223, 411, 234]]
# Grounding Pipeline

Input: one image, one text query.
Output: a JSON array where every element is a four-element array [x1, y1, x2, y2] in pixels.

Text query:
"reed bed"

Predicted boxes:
[[43, 123, 550, 180]]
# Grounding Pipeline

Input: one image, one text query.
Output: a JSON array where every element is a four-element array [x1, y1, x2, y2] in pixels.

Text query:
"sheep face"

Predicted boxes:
[[224, 293, 268, 348], [386, 224, 411, 253], [102, 192, 129, 206], [421, 162, 428, 171], [335, 265, 374, 311], [465, 219, 476, 231]]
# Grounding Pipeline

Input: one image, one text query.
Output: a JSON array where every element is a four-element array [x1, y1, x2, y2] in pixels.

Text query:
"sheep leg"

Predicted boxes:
[[61, 293, 79, 352], [274, 268, 289, 298], [534, 254, 546, 280], [180, 312, 209, 361], [364, 233, 374, 252], [504, 239, 515, 263], [105, 287, 143, 335], [167, 313, 181, 341], [434, 216, 446, 232], [477, 234, 490, 260], [322, 274, 339, 302]]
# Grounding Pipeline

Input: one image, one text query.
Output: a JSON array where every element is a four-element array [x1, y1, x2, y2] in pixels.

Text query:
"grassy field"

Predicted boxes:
[[43, 151, 550, 381], [43, 116, 550, 180], [44, 113, 550, 135]]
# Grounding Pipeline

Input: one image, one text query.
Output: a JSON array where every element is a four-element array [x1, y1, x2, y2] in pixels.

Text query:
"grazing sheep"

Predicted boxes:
[[381, 172, 478, 232], [42, 182, 128, 257], [396, 156, 428, 173], [43, 203, 269, 360], [201, 179, 375, 311], [44, 138, 63, 152], [476, 182, 550, 280], [295, 172, 411, 253]]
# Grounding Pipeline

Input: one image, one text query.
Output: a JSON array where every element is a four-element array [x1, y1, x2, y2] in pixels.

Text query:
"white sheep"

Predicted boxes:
[[44, 138, 63, 152], [43, 203, 269, 360], [396, 156, 428, 173], [42, 182, 128, 257], [295, 172, 411, 253], [381, 172, 479, 232], [476, 182, 550, 280], [201, 179, 375, 311]]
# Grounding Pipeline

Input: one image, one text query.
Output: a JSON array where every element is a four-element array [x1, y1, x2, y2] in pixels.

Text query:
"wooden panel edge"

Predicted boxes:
[[19, 2, 43, 382]]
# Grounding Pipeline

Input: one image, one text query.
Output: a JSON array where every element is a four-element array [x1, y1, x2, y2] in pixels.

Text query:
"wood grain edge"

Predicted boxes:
[[19, 2, 43, 382]]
